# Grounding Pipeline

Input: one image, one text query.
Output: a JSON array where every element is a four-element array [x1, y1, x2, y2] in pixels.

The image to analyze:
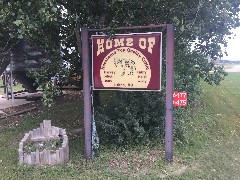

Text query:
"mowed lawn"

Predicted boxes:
[[184, 72, 240, 179], [0, 73, 240, 179], [167, 72, 240, 179], [202, 72, 240, 126]]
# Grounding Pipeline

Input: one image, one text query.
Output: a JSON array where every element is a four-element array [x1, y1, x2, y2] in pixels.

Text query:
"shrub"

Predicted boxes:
[[95, 91, 165, 145]]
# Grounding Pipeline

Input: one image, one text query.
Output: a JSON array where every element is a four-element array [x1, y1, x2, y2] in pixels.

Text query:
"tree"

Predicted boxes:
[[1, 0, 239, 72], [0, 0, 240, 143]]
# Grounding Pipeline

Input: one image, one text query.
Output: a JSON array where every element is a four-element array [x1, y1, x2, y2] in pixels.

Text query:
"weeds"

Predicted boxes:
[[23, 138, 62, 154]]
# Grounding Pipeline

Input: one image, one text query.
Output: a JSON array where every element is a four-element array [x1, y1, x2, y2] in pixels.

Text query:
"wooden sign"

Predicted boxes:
[[92, 33, 162, 91]]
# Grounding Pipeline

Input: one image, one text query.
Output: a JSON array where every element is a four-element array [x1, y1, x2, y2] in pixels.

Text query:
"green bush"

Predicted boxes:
[[95, 91, 165, 145]]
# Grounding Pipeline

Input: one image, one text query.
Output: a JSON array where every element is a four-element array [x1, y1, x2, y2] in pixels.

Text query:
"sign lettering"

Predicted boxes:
[[92, 33, 162, 91]]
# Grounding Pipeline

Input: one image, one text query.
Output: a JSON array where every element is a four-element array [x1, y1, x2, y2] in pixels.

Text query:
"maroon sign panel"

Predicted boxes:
[[92, 33, 162, 91]]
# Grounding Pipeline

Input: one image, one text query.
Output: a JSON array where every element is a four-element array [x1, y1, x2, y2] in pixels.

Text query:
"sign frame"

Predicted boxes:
[[80, 24, 174, 161], [91, 32, 163, 91]]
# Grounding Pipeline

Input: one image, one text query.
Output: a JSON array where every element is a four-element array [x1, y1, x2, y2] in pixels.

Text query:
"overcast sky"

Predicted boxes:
[[222, 27, 240, 61]]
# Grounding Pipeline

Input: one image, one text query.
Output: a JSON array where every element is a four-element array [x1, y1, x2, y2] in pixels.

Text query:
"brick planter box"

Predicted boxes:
[[18, 120, 69, 165]]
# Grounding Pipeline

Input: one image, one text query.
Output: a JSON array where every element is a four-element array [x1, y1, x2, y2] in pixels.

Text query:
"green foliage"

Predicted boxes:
[[41, 81, 62, 107], [1, 0, 239, 78], [96, 91, 165, 145], [0, 0, 240, 145], [23, 138, 62, 154], [28, 70, 62, 107]]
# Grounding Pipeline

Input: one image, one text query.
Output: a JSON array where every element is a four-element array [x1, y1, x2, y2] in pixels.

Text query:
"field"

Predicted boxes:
[[0, 73, 240, 179]]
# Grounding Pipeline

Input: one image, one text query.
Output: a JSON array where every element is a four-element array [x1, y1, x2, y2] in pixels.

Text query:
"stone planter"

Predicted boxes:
[[18, 120, 69, 165]]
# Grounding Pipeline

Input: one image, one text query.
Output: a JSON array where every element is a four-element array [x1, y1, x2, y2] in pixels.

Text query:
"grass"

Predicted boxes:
[[0, 73, 240, 179], [0, 78, 25, 95], [193, 72, 240, 179]]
